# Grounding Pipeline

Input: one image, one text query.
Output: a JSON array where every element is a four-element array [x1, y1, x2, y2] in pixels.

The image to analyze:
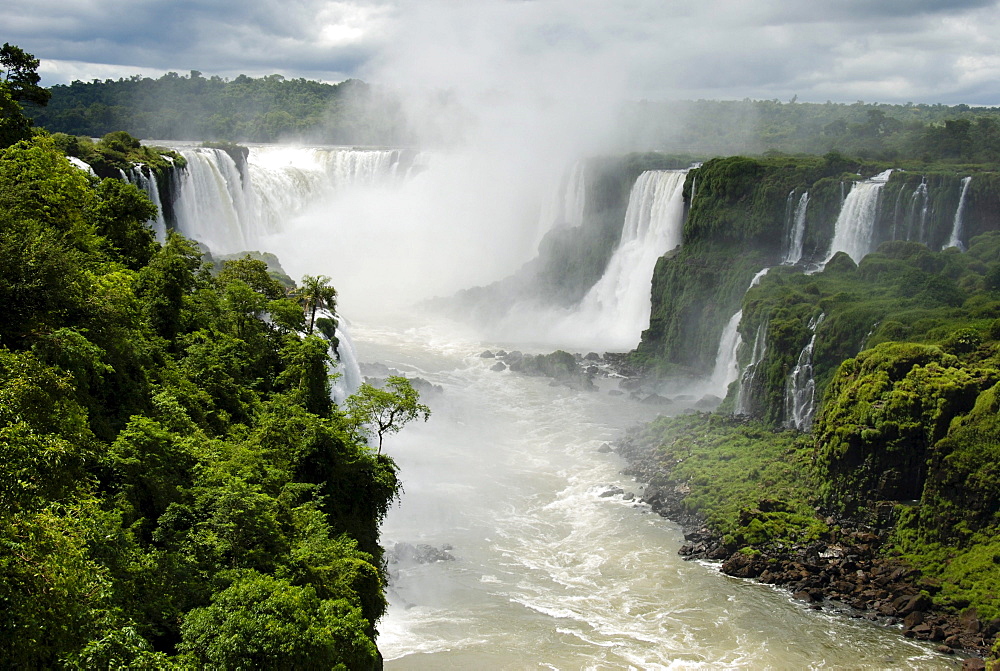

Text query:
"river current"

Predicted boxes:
[[163, 144, 959, 669], [345, 317, 955, 670]]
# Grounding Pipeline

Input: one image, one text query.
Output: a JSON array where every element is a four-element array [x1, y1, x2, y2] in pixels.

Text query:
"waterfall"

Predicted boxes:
[[945, 176, 973, 251], [709, 311, 742, 396], [783, 313, 825, 431], [163, 146, 403, 255], [782, 192, 809, 265], [907, 179, 929, 244], [124, 165, 168, 242], [67, 156, 96, 176], [330, 319, 363, 406], [824, 169, 892, 265], [534, 161, 588, 246], [551, 170, 686, 350], [735, 320, 768, 416], [711, 268, 771, 398]]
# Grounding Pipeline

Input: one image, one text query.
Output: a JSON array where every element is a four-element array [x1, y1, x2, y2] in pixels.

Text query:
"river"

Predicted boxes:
[[344, 316, 956, 670]]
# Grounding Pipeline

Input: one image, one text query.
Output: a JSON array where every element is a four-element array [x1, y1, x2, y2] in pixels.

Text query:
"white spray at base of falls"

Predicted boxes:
[[824, 169, 892, 265], [784, 313, 825, 431], [782, 192, 809, 265], [946, 176, 973, 251], [540, 170, 687, 351], [170, 146, 403, 256]]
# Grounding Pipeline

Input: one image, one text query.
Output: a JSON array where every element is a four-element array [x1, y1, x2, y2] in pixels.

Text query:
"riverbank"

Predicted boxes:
[[615, 414, 998, 667]]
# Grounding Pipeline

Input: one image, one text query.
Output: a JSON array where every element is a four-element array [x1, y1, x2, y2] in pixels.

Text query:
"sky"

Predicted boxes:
[[4, 0, 1000, 107]]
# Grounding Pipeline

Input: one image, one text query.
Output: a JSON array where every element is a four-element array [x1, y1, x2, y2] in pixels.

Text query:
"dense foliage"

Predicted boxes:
[[0, 135, 403, 668], [24, 71, 405, 144], [621, 98, 1000, 163]]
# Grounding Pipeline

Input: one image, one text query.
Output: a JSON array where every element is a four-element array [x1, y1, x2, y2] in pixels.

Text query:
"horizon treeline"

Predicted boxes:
[[23, 69, 1000, 162], [26, 71, 408, 145]]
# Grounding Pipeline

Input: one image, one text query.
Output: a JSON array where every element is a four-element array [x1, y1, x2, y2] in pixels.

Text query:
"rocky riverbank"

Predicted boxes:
[[615, 429, 998, 667]]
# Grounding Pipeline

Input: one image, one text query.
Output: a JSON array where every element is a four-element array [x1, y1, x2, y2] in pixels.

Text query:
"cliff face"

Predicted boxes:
[[628, 154, 1000, 644]]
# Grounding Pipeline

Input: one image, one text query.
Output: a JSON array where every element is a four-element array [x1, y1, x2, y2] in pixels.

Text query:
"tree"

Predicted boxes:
[[296, 275, 337, 334], [1, 43, 51, 107], [346, 376, 430, 454]]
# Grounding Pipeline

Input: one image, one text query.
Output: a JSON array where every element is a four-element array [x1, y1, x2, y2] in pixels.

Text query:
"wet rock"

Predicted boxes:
[[597, 443, 613, 454], [623, 492, 635, 501], [599, 486, 625, 498], [390, 542, 456, 564], [490, 361, 507, 372], [961, 659, 986, 671], [584, 352, 602, 361], [479, 350, 495, 358]]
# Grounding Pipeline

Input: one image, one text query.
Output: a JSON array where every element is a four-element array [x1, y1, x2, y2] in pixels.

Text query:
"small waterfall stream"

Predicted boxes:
[[784, 313, 825, 431], [945, 176, 973, 251], [782, 191, 809, 265]]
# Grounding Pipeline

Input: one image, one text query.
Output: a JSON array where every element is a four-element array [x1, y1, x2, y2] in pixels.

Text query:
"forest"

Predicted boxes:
[[19, 67, 1000, 162], [1, 46, 424, 668]]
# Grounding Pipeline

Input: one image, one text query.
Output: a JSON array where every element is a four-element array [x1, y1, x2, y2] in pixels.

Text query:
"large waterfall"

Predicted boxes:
[[169, 146, 402, 255], [543, 170, 687, 351], [123, 165, 168, 242], [825, 169, 892, 265]]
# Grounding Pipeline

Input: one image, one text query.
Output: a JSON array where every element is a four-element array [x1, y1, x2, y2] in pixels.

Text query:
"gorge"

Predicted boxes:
[[109, 141, 1000, 667]]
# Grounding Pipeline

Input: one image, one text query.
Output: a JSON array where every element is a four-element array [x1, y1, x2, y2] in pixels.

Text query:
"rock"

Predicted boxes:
[[640, 393, 673, 406], [391, 542, 456, 564], [584, 352, 601, 361], [902, 610, 925, 630], [597, 443, 613, 453], [961, 659, 986, 671], [599, 486, 624, 498], [479, 350, 495, 358], [490, 362, 507, 372], [623, 492, 635, 501], [935, 645, 954, 655], [723, 553, 766, 580]]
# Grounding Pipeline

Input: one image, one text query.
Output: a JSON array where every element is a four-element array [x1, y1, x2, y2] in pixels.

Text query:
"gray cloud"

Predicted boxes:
[[3, 0, 999, 105]]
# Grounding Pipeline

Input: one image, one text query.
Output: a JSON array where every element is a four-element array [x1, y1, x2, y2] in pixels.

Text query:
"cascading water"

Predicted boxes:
[[945, 176, 973, 251], [546, 170, 686, 351], [168, 146, 402, 255], [782, 191, 809, 265], [824, 169, 892, 265], [533, 160, 588, 248], [165, 142, 953, 668], [124, 165, 168, 242], [784, 313, 825, 431], [330, 319, 363, 405], [907, 179, 929, 244], [711, 268, 771, 399], [735, 320, 768, 416]]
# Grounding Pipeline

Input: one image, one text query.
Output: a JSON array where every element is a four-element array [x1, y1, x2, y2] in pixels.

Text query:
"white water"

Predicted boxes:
[[709, 311, 742, 397], [329, 318, 364, 406], [535, 170, 687, 351], [735, 321, 768, 417], [784, 313, 825, 432], [825, 170, 892, 265], [945, 176, 973, 251], [711, 268, 771, 400], [163, 144, 954, 668], [350, 317, 951, 669], [782, 192, 809, 265], [909, 180, 929, 245], [124, 166, 168, 242]]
